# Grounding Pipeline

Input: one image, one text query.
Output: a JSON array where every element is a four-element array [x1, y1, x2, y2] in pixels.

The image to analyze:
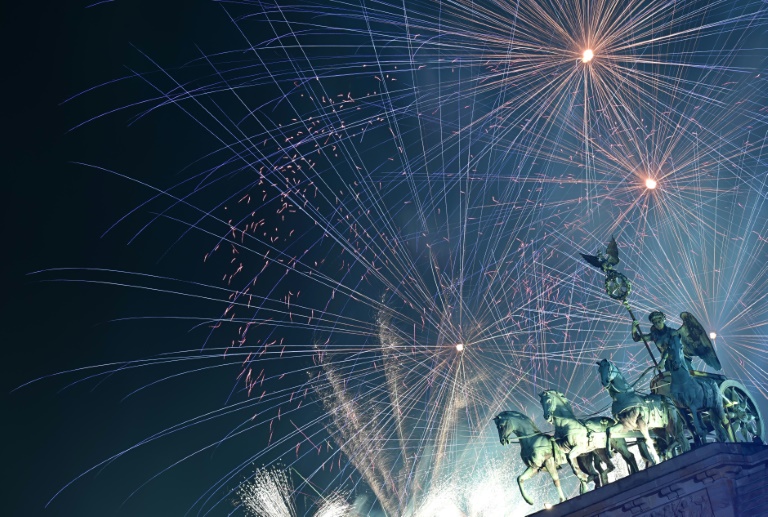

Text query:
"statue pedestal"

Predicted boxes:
[[529, 442, 767, 517]]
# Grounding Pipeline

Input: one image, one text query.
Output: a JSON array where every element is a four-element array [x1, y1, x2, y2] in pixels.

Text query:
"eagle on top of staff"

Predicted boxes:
[[581, 235, 619, 273]]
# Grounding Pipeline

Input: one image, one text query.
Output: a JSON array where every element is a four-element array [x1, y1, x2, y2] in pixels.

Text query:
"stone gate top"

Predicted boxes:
[[529, 442, 767, 517]]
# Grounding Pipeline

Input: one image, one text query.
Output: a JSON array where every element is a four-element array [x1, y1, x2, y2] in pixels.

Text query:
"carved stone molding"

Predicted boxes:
[[527, 443, 767, 517], [641, 489, 714, 517]]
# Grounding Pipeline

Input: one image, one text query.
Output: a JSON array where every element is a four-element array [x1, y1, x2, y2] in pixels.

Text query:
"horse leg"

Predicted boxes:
[[594, 449, 614, 485], [716, 407, 732, 443], [713, 391, 733, 442], [567, 447, 591, 495], [637, 417, 659, 465], [636, 439, 653, 468], [605, 422, 622, 458], [679, 409, 702, 447], [689, 406, 709, 445], [590, 453, 610, 487], [667, 403, 691, 455], [517, 465, 539, 505], [577, 455, 599, 487], [542, 457, 566, 503], [611, 438, 639, 474], [654, 435, 671, 461]]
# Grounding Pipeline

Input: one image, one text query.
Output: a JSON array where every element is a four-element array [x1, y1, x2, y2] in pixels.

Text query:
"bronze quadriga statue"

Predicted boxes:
[[493, 410, 639, 505], [634, 310, 764, 446], [491, 236, 766, 508], [597, 358, 690, 460], [583, 236, 765, 448]]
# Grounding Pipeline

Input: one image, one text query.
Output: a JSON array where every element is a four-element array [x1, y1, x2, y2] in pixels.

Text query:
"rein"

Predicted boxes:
[[605, 363, 656, 393], [631, 365, 657, 388], [496, 418, 551, 444], [545, 391, 610, 420], [500, 431, 546, 444]]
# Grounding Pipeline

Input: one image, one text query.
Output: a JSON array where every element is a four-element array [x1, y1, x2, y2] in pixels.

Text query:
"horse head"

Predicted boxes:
[[540, 390, 570, 423], [597, 358, 617, 388], [667, 334, 687, 372], [493, 410, 531, 445]]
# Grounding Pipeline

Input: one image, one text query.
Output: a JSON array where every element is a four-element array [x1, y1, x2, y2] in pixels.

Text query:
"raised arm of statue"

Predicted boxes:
[[631, 320, 648, 342]]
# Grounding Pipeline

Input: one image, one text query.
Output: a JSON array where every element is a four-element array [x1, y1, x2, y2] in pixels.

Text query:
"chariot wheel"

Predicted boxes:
[[719, 380, 765, 444]]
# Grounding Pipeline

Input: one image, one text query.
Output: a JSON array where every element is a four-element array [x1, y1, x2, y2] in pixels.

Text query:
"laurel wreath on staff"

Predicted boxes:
[[581, 236, 660, 369]]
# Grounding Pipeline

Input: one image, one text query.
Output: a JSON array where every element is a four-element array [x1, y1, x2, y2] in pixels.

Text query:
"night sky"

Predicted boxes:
[[5, 1, 768, 516], [6, 3, 262, 515]]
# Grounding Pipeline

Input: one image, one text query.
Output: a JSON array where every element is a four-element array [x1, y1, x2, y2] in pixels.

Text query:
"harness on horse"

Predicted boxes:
[[605, 367, 646, 416], [553, 426, 607, 453], [549, 436, 567, 465]]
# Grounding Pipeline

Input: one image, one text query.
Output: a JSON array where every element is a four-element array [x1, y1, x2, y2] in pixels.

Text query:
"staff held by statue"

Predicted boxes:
[[581, 236, 659, 369]]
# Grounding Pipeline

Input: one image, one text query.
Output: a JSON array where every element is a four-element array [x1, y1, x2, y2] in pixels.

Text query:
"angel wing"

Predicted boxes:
[[678, 312, 722, 370], [604, 236, 619, 267], [581, 235, 619, 271]]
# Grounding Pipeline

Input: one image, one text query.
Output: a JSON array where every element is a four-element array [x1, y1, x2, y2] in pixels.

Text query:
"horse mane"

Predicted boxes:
[[608, 362, 633, 392], [542, 390, 577, 418], [497, 410, 543, 434], [667, 331, 689, 371]]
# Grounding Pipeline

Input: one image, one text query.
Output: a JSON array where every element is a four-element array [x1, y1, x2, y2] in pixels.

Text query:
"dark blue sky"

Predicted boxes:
[[5, 3, 280, 516]]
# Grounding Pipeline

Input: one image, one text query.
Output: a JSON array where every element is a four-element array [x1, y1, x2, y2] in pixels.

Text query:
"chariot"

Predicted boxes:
[[650, 369, 765, 444], [582, 237, 766, 447]]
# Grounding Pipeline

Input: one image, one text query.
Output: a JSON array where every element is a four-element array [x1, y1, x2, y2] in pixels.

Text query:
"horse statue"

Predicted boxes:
[[539, 391, 641, 494], [663, 331, 731, 444], [597, 358, 690, 461], [493, 411, 638, 505], [572, 415, 642, 485]]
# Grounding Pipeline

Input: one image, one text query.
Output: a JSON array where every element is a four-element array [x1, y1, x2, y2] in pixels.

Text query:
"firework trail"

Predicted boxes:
[[238, 467, 354, 516], [23, 0, 768, 514], [239, 467, 297, 517], [312, 492, 356, 517]]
